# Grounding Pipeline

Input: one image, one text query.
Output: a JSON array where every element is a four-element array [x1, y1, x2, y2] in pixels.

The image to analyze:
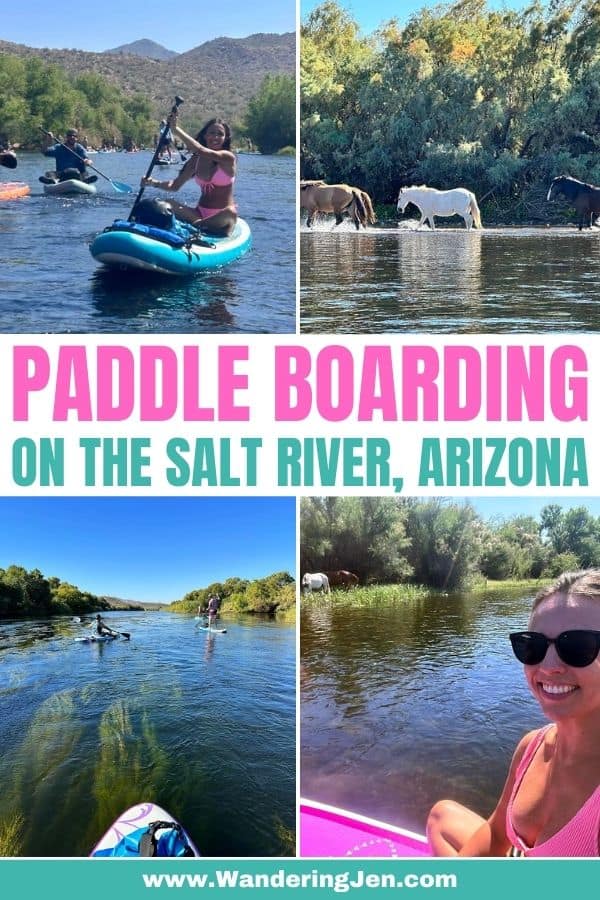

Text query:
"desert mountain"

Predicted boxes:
[[105, 39, 177, 60], [0, 32, 294, 126]]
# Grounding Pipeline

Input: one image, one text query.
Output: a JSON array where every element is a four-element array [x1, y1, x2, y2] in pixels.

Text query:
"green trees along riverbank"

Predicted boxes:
[[301, 497, 600, 591], [0, 566, 296, 620], [0, 565, 114, 618], [0, 55, 154, 150], [302, 0, 600, 223], [171, 571, 296, 619], [0, 55, 295, 154]]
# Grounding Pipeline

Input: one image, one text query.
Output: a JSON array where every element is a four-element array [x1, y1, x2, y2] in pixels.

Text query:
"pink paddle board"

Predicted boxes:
[[300, 799, 430, 857]]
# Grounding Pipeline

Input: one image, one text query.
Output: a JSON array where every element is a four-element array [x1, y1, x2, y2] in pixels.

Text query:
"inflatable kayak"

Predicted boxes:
[[90, 217, 251, 275], [0, 182, 30, 201], [43, 178, 97, 196], [91, 802, 200, 857], [300, 800, 430, 858]]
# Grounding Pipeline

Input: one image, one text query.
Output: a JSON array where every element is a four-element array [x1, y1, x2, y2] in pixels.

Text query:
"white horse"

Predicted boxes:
[[302, 573, 331, 594], [397, 185, 482, 230]]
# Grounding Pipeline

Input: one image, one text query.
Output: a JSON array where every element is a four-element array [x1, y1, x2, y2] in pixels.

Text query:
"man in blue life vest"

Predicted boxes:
[[40, 128, 97, 184]]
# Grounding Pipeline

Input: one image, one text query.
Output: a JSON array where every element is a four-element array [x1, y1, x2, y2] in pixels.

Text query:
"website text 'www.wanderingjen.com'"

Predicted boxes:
[[141, 869, 458, 892]]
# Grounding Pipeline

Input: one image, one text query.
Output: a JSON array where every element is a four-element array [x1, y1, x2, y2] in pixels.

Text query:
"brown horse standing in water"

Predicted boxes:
[[300, 180, 377, 230], [547, 175, 600, 230]]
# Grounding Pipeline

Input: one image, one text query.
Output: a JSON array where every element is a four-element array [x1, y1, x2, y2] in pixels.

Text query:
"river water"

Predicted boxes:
[[301, 586, 545, 835], [0, 610, 295, 856], [300, 225, 600, 333], [0, 152, 295, 333]]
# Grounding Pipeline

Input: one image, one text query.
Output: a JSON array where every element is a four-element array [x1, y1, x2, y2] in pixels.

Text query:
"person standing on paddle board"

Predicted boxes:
[[141, 111, 237, 237], [207, 595, 220, 630], [41, 128, 96, 184], [428, 569, 600, 857]]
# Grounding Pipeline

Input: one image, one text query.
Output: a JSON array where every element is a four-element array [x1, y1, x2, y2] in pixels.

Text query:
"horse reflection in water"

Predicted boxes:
[[547, 175, 600, 230], [393, 228, 483, 312], [397, 186, 482, 231]]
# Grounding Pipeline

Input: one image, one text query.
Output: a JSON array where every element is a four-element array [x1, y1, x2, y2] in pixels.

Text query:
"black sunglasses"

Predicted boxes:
[[510, 630, 600, 668]]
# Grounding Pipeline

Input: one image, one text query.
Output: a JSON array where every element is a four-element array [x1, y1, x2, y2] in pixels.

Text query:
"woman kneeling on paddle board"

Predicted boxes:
[[142, 111, 237, 237], [428, 569, 600, 856]]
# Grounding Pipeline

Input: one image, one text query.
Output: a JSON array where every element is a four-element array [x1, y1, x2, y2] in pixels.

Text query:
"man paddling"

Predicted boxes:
[[41, 128, 97, 184]]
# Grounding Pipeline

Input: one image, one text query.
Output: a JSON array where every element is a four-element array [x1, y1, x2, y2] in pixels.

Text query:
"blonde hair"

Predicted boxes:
[[533, 568, 600, 609]]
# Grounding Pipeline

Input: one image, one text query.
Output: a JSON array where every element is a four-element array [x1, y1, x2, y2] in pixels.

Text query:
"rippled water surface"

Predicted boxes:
[[300, 225, 600, 333], [0, 152, 294, 333], [0, 611, 295, 856], [301, 588, 545, 834]]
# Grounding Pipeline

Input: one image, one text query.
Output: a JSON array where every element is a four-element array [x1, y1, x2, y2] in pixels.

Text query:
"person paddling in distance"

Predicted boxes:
[[141, 110, 237, 236], [91, 613, 118, 639], [41, 128, 96, 184], [207, 595, 220, 631], [428, 569, 600, 857]]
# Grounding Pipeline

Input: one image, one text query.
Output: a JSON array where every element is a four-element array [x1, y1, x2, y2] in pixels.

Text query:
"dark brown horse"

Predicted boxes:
[[324, 570, 359, 590], [547, 175, 600, 230]]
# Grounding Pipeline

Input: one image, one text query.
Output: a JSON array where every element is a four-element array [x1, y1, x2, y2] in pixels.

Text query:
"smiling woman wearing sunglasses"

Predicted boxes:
[[427, 569, 600, 857]]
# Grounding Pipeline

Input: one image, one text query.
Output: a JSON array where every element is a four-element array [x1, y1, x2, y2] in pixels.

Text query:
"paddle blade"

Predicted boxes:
[[111, 180, 133, 194], [120, 632, 131, 640]]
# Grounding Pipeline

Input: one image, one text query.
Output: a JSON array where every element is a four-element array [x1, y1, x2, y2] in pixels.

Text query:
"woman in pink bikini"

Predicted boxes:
[[141, 111, 237, 236], [428, 568, 600, 856]]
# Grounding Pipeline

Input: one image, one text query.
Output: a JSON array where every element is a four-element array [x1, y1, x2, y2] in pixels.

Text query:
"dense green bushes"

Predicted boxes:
[[0, 54, 296, 155], [0, 565, 110, 618], [301, 498, 600, 591], [302, 0, 600, 222], [245, 74, 296, 154], [0, 54, 155, 148], [171, 571, 296, 617]]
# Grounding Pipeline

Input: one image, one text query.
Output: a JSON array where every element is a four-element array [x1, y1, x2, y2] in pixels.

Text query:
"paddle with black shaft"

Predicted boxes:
[[39, 128, 133, 193], [103, 627, 131, 641], [128, 96, 184, 221]]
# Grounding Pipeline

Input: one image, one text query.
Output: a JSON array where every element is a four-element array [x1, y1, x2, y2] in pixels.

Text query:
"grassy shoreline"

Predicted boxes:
[[302, 578, 551, 606]]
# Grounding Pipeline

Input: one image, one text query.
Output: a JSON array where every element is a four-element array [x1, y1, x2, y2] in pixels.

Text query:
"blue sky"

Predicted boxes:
[[2, 1, 295, 52], [0, 498, 296, 603], [463, 497, 600, 523], [303, 0, 530, 34]]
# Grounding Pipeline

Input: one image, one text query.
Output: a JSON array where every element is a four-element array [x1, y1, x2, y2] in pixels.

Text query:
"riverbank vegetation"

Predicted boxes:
[[301, 497, 600, 591], [170, 571, 296, 618], [0, 52, 295, 154], [302, 0, 600, 223], [0, 55, 155, 149], [0, 565, 296, 620], [0, 565, 114, 619], [245, 74, 296, 154]]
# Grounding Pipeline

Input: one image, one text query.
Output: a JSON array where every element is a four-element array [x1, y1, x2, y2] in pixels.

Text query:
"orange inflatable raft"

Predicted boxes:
[[0, 182, 30, 200]]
